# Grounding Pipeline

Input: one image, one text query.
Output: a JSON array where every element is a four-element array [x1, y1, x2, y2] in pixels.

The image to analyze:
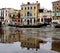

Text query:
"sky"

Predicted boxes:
[[0, 0, 58, 10]]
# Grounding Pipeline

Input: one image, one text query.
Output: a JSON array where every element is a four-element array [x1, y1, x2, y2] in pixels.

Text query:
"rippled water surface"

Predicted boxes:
[[0, 26, 60, 53]]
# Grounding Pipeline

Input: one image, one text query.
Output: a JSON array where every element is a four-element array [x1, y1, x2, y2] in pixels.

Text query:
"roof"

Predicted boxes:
[[52, 0, 60, 3], [21, 1, 40, 6], [38, 9, 44, 13], [47, 10, 52, 12]]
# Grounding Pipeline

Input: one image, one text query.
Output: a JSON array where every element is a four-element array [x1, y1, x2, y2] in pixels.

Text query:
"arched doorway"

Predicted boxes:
[[27, 19, 30, 25]]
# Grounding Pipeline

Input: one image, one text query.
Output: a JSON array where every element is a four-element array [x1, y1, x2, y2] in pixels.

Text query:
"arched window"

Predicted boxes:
[[27, 12, 32, 16], [27, 12, 30, 16]]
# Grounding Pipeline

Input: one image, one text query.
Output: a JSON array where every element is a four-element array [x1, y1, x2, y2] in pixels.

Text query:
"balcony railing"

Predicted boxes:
[[21, 16, 36, 18], [52, 12, 60, 16]]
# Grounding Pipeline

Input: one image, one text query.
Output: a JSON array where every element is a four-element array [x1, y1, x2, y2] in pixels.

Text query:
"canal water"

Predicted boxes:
[[0, 26, 60, 53]]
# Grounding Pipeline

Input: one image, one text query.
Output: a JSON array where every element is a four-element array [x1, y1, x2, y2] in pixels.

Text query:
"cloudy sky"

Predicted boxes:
[[0, 0, 58, 10]]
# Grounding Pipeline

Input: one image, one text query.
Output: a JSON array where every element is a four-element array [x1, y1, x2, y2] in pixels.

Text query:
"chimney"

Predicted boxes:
[[36, 1, 38, 3]]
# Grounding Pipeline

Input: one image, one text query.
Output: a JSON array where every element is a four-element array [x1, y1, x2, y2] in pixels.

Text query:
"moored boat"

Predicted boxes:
[[8, 23, 48, 28], [52, 20, 60, 28], [55, 24, 60, 28]]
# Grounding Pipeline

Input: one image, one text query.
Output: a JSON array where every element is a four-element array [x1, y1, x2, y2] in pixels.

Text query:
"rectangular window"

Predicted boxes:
[[53, 17, 54, 20], [57, 8, 58, 10], [6, 10, 7, 12], [34, 13, 36, 16], [53, 4, 54, 6], [57, 17, 58, 19], [18, 20, 20, 22], [6, 14, 7, 16], [3, 14, 4, 17], [25, 7, 26, 10], [31, 7, 32, 9], [34, 18, 35, 23], [25, 13, 26, 16], [21, 7, 23, 10], [21, 19, 22, 23], [28, 7, 29, 10], [30, 43, 32, 45], [22, 42, 23, 44], [25, 43, 26, 45], [57, 3, 58, 5], [34, 6, 36, 9]]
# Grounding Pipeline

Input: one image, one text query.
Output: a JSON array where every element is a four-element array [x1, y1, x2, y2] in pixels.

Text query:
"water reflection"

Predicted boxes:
[[20, 37, 40, 51], [52, 38, 60, 52], [0, 26, 60, 53]]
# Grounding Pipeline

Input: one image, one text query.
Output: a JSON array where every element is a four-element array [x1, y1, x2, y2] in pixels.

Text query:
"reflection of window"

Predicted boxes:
[[34, 6, 36, 9], [25, 43, 26, 45], [22, 42, 23, 44], [27, 43, 29, 45], [30, 43, 32, 45]]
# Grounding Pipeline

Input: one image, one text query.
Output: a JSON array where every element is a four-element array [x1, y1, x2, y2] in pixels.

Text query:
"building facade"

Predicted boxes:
[[52, 0, 60, 23], [14, 10, 21, 25], [38, 9, 52, 24], [0, 8, 15, 24], [0, 8, 20, 25], [0, 9, 4, 22], [21, 1, 40, 25]]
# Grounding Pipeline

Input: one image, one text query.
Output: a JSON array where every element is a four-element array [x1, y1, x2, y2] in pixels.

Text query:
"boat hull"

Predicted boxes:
[[8, 24, 47, 28]]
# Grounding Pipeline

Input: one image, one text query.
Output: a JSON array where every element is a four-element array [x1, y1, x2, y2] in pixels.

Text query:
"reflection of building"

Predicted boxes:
[[51, 38, 60, 52], [6, 29, 21, 43], [52, 1, 60, 23], [0, 28, 21, 43], [21, 1, 40, 25], [20, 36, 40, 50], [0, 28, 4, 42]]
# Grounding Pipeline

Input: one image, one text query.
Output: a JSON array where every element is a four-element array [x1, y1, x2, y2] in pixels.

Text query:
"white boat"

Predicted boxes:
[[52, 20, 60, 28]]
